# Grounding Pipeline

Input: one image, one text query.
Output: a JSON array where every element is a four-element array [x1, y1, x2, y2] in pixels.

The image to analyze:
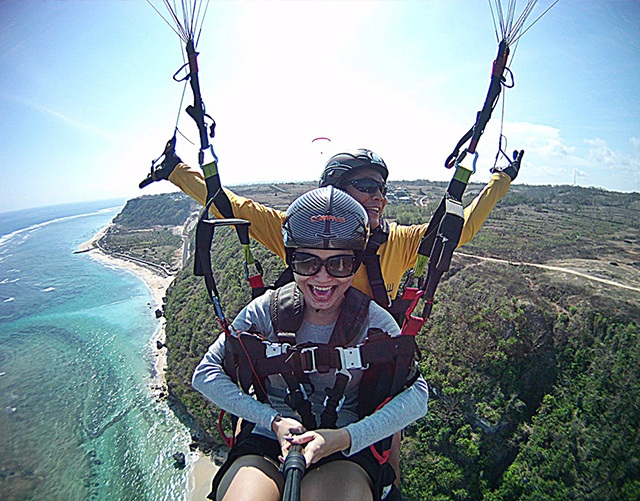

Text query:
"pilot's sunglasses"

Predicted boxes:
[[291, 252, 357, 278], [347, 178, 388, 196]]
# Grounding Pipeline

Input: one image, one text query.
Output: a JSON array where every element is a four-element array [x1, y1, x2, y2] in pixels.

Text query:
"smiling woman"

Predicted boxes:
[[191, 186, 428, 501], [282, 186, 369, 323]]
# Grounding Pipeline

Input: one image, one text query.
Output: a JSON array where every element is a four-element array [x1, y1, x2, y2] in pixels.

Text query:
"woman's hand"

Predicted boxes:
[[271, 415, 305, 459], [286, 428, 352, 467]]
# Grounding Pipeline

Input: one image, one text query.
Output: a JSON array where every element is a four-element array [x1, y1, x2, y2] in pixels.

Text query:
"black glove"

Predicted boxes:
[[492, 149, 524, 181], [139, 137, 182, 188], [153, 138, 182, 180], [152, 152, 181, 181]]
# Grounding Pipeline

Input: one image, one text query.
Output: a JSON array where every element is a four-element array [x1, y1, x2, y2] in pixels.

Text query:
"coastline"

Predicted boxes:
[[77, 224, 219, 499], [77, 224, 172, 390]]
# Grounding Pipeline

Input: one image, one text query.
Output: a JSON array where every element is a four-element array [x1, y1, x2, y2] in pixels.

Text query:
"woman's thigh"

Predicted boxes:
[[217, 454, 284, 501], [301, 460, 373, 501]]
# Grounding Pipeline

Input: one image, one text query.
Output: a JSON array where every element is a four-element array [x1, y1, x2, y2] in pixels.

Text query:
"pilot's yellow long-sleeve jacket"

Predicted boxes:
[[169, 163, 510, 300]]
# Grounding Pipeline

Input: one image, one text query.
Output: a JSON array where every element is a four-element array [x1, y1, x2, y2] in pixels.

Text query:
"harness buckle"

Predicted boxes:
[[264, 342, 290, 358], [323, 394, 346, 412], [336, 346, 368, 371], [300, 346, 319, 373], [285, 383, 308, 409]]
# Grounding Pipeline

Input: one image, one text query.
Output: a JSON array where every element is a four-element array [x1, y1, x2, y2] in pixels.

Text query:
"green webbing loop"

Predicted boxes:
[[454, 165, 473, 184], [242, 244, 255, 265], [413, 254, 429, 278], [203, 161, 219, 180]]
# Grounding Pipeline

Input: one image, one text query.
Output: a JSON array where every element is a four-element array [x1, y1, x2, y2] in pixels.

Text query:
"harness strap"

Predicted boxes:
[[332, 287, 371, 347], [223, 286, 419, 457], [400, 196, 466, 335], [270, 282, 304, 334], [319, 372, 351, 429], [281, 372, 316, 431], [224, 328, 419, 466], [363, 330, 419, 465], [363, 223, 391, 308], [200, 167, 266, 297], [388, 165, 472, 334], [193, 208, 227, 327], [226, 333, 416, 379], [183, 39, 265, 319], [223, 331, 271, 402], [270, 266, 295, 291]]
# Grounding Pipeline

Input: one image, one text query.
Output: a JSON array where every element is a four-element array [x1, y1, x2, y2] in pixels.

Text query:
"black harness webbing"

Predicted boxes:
[[389, 40, 522, 333], [269, 282, 305, 334], [178, 38, 266, 330], [445, 40, 510, 169], [363, 222, 391, 309], [389, 165, 472, 333]]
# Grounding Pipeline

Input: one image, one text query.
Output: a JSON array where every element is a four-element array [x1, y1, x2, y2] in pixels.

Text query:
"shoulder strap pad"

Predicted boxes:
[[363, 222, 391, 308], [269, 284, 370, 347], [269, 282, 304, 334], [270, 266, 294, 290], [330, 287, 371, 347], [364, 221, 389, 255]]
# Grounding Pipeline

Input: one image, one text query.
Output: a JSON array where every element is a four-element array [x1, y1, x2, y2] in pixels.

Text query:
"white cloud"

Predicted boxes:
[[475, 121, 639, 192], [585, 137, 640, 180], [505, 122, 575, 157]]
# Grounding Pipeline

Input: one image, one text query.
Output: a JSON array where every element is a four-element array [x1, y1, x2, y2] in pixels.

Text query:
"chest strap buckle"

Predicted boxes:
[[264, 342, 290, 358], [300, 346, 319, 373], [336, 345, 368, 371]]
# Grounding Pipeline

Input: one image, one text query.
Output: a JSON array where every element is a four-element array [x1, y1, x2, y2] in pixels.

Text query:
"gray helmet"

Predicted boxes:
[[319, 149, 388, 188], [282, 186, 369, 251]]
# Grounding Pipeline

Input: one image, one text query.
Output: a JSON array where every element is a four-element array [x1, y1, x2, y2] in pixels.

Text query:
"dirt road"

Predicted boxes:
[[456, 252, 640, 293]]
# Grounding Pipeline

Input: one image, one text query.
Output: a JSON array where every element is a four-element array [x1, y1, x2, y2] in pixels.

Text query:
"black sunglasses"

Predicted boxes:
[[291, 252, 357, 278], [346, 178, 387, 196]]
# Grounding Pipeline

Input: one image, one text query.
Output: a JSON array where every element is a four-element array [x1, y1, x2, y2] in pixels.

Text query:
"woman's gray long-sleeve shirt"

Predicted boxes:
[[192, 289, 429, 455]]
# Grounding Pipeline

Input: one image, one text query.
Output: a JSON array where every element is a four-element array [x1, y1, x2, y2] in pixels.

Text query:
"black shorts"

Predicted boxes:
[[208, 433, 397, 501]]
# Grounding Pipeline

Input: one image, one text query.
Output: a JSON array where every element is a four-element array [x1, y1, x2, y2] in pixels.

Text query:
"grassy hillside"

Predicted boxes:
[[98, 193, 197, 274], [157, 181, 640, 499]]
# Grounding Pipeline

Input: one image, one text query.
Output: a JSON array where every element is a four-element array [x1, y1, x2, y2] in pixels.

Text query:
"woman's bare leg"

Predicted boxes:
[[218, 455, 283, 501], [301, 460, 373, 501], [390, 431, 402, 486]]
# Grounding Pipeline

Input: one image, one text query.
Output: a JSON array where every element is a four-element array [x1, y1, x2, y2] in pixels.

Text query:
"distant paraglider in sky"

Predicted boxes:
[[310, 137, 337, 169], [310, 137, 335, 171], [311, 137, 332, 156]]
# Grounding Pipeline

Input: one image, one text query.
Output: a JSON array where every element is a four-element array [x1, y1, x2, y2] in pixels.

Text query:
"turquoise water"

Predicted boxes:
[[0, 201, 193, 500]]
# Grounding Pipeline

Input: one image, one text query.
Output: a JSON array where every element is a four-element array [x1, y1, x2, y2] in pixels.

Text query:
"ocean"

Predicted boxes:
[[0, 200, 193, 500]]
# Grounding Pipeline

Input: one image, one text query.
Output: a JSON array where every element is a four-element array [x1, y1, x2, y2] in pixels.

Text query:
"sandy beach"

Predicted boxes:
[[189, 451, 220, 500], [77, 225, 220, 499]]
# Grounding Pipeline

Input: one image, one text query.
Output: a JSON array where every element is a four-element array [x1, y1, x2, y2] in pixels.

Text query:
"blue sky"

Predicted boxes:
[[1, 0, 639, 213]]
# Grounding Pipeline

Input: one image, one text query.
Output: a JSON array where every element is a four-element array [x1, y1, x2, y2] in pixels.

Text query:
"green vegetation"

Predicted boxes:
[[401, 262, 639, 500], [113, 193, 193, 228], [99, 193, 196, 273], [119, 182, 640, 499]]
